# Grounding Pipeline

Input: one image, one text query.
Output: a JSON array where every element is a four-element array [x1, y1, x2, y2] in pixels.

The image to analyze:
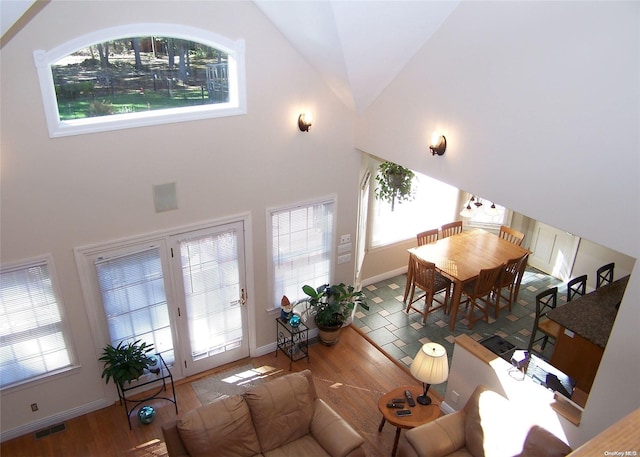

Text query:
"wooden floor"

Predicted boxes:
[[1, 327, 439, 457]]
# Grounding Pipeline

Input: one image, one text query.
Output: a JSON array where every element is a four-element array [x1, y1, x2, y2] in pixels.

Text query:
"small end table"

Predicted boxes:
[[377, 385, 440, 457]]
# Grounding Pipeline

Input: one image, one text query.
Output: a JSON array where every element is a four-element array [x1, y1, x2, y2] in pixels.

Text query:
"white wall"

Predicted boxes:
[[0, 1, 360, 438], [356, 1, 639, 448]]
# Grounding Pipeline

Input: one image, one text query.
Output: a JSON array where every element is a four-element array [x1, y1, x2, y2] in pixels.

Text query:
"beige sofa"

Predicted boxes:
[[162, 369, 365, 457], [397, 385, 572, 457]]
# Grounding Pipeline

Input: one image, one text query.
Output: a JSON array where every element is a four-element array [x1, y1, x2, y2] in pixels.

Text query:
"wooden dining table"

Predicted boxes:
[[405, 228, 529, 330]]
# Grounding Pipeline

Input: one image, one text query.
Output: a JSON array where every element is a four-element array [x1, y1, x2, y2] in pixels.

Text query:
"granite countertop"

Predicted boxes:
[[547, 275, 629, 348]]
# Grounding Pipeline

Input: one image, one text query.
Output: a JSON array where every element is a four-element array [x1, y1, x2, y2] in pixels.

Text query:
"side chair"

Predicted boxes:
[[528, 287, 561, 355], [567, 274, 587, 302], [440, 221, 462, 239], [405, 256, 451, 323], [416, 228, 439, 246], [493, 254, 527, 318], [458, 264, 503, 329], [596, 262, 615, 289], [498, 225, 525, 246]]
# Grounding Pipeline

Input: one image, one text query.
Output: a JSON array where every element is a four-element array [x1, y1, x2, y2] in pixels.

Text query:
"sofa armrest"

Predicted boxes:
[[161, 420, 190, 457], [403, 410, 467, 457], [310, 399, 365, 457]]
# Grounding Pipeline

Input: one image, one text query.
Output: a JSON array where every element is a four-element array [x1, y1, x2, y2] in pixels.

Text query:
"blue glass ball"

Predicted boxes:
[[138, 405, 156, 424], [289, 314, 301, 328]]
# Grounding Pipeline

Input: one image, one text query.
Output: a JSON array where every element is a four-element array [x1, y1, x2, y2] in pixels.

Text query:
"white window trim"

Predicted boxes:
[[33, 23, 247, 138], [0, 254, 80, 392], [266, 196, 337, 312]]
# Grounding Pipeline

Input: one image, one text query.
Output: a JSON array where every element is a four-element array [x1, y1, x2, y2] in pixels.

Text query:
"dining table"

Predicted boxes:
[[405, 228, 529, 330]]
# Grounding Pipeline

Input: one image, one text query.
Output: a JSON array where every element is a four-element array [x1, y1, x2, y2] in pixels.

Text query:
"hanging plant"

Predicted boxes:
[[375, 161, 416, 211]]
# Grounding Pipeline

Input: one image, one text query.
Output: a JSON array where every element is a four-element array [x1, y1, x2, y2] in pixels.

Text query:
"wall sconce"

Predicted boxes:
[[298, 112, 312, 132], [429, 133, 447, 156]]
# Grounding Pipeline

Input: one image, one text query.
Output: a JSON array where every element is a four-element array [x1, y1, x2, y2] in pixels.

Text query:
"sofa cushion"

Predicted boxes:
[[514, 425, 572, 457], [244, 370, 317, 452], [177, 395, 261, 457], [262, 434, 331, 457]]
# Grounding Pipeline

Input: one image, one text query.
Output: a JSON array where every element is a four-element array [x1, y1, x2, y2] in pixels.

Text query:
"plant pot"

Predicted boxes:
[[317, 323, 343, 346]]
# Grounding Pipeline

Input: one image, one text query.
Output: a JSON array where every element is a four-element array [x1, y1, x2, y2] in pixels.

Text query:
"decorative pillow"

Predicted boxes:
[[177, 395, 261, 457], [514, 425, 572, 457], [244, 370, 316, 452]]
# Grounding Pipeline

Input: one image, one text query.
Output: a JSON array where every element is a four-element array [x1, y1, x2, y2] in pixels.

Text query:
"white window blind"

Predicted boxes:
[[0, 259, 74, 389], [371, 171, 459, 248], [94, 247, 174, 364], [179, 231, 242, 360], [271, 199, 335, 305]]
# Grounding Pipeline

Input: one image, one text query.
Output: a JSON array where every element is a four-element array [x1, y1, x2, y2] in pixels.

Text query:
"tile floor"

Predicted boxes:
[[352, 267, 565, 397]]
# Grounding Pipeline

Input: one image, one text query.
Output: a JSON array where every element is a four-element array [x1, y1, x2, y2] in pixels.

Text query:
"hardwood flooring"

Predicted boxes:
[[1, 327, 439, 457]]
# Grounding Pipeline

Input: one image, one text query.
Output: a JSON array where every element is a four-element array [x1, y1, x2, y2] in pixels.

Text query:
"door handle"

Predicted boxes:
[[240, 288, 246, 305]]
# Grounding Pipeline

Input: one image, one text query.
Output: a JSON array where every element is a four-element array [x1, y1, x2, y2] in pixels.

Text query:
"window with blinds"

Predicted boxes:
[[270, 199, 335, 306], [94, 247, 174, 364], [0, 258, 75, 389]]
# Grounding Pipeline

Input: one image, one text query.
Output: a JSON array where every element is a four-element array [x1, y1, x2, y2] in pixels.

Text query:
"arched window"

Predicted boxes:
[[34, 24, 246, 137]]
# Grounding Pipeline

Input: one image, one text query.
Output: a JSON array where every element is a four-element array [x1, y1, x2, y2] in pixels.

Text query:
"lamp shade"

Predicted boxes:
[[410, 342, 449, 385]]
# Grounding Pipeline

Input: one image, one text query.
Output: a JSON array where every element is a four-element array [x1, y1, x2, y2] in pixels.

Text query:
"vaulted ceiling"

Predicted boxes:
[[254, 1, 460, 113], [1, 0, 460, 113]]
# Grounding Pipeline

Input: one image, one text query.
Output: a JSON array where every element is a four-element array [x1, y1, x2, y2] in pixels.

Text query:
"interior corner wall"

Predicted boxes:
[[0, 1, 359, 438], [355, 1, 639, 448]]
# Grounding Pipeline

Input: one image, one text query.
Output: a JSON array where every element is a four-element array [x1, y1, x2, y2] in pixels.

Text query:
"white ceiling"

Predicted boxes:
[[1, 0, 460, 113], [253, 0, 460, 113]]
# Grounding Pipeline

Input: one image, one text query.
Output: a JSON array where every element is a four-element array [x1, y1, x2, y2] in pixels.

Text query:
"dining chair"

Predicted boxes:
[[498, 225, 525, 246], [405, 256, 451, 323], [528, 287, 561, 354], [440, 221, 462, 239], [493, 254, 527, 318], [416, 228, 439, 246], [567, 274, 587, 302], [596, 263, 615, 289], [458, 264, 503, 329]]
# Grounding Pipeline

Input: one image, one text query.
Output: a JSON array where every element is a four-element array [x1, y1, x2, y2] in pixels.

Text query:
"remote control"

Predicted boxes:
[[396, 409, 412, 416], [404, 390, 416, 407], [386, 402, 404, 408], [391, 398, 405, 404]]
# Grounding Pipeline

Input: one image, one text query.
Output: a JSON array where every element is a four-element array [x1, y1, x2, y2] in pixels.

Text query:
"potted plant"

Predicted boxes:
[[375, 161, 416, 211], [98, 339, 155, 386], [300, 283, 369, 345]]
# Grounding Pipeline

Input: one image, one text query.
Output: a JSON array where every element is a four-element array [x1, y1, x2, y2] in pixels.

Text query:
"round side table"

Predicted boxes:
[[377, 385, 440, 457]]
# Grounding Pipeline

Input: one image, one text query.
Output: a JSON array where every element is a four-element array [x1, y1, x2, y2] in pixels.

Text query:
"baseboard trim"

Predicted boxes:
[[441, 401, 456, 414], [361, 266, 408, 288], [0, 398, 112, 443]]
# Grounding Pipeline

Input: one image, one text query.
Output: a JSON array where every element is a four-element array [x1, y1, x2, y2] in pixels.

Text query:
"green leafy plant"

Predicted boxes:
[[375, 161, 416, 211], [98, 339, 155, 386], [300, 283, 369, 327]]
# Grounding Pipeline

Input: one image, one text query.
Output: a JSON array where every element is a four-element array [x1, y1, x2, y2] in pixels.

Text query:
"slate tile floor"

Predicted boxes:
[[352, 267, 564, 398]]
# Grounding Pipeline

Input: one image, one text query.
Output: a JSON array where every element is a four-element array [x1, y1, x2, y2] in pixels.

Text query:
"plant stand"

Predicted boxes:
[[275, 317, 309, 370], [116, 353, 178, 429]]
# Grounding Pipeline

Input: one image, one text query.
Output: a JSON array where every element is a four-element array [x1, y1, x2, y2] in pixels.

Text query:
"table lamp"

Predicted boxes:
[[410, 342, 449, 405]]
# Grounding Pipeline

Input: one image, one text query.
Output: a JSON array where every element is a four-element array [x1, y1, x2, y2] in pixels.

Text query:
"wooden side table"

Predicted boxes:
[[377, 385, 440, 457]]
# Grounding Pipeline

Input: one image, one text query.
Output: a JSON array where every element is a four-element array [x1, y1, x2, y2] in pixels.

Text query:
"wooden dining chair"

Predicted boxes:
[[416, 228, 439, 246], [567, 274, 587, 302], [493, 254, 526, 318], [458, 264, 503, 329], [405, 256, 451, 323], [498, 225, 525, 246], [596, 263, 615, 289], [528, 287, 561, 354], [440, 221, 462, 239]]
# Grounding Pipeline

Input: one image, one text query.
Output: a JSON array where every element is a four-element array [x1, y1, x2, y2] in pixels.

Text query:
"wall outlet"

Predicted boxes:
[[451, 391, 459, 405], [337, 253, 351, 264], [340, 234, 351, 244], [338, 243, 352, 254], [31, 403, 38, 412]]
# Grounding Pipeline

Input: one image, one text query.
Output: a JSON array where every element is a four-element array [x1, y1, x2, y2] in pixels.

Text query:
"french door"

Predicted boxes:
[[81, 219, 249, 380], [170, 222, 249, 376]]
